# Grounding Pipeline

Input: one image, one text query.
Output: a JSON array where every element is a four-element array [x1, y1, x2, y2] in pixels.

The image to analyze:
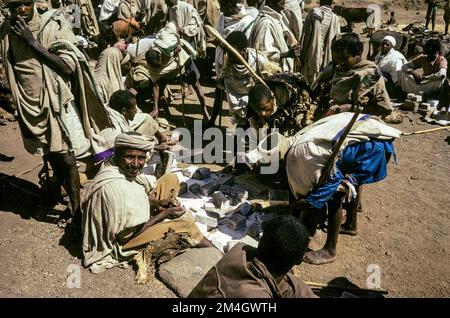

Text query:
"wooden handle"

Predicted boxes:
[[402, 126, 450, 136], [305, 281, 389, 295], [317, 107, 364, 186]]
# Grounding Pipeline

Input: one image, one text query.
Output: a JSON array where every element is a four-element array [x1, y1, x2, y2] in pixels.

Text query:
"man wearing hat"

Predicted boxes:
[[82, 132, 207, 273]]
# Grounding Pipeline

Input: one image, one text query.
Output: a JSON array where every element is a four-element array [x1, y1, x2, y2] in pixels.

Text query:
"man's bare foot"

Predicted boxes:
[[303, 248, 337, 265], [339, 225, 358, 236]]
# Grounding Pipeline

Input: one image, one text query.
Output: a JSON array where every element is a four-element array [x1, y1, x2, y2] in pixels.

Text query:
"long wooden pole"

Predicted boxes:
[[305, 281, 389, 295], [402, 126, 450, 136], [204, 25, 292, 118], [317, 107, 364, 186]]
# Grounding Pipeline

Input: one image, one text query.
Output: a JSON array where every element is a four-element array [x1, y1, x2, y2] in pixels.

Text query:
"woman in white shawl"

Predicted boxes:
[[374, 36, 407, 98]]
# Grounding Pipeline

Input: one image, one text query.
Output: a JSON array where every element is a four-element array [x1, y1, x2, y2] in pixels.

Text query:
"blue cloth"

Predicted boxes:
[[306, 140, 396, 209]]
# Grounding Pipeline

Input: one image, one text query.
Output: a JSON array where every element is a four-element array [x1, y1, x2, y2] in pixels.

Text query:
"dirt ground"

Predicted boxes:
[[1, 2, 450, 298]]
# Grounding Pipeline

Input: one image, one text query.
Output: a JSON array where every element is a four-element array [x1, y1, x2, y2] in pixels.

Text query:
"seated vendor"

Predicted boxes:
[[82, 132, 209, 273], [399, 39, 448, 98]]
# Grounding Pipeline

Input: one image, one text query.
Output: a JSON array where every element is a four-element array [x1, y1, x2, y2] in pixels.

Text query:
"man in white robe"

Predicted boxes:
[[282, 0, 304, 44], [0, 0, 112, 234], [299, 0, 340, 85], [248, 0, 299, 72], [82, 132, 205, 273]]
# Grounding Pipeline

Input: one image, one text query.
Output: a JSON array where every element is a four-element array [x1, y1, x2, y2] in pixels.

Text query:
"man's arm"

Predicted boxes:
[[11, 16, 73, 77], [402, 58, 423, 84], [151, 81, 160, 118], [423, 67, 447, 81], [132, 205, 185, 238]]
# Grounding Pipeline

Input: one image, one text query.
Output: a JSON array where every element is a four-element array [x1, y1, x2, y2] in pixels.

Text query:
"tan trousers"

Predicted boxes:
[[123, 173, 204, 250]]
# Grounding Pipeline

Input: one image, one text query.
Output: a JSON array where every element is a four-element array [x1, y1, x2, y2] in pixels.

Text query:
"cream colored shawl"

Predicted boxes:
[[282, 0, 303, 43], [0, 9, 114, 161], [299, 6, 340, 85], [257, 113, 401, 199], [94, 47, 126, 105], [249, 6, 295, 72], [169, 0, 206, 58], [82, 161, 156, 273]]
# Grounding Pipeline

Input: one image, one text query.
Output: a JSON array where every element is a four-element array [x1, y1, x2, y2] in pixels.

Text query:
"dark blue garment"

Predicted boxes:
[[306, 140, 396, 209]]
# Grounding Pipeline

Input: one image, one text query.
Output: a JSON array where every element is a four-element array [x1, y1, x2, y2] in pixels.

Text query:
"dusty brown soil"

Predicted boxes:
[[1, 2, 449, 298], [1, 87, 449, 298]]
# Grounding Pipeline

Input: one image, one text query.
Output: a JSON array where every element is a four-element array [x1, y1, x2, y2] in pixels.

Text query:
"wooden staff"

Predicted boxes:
[[305, 281, 389, 295], [204, 25, 291, 118], [402, 126, 450, 136], [317, 106, 364, 186]]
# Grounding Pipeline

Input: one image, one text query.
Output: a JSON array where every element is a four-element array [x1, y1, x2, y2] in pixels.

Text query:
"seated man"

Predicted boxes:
[[188, 215, 317, 298], [253, 113, 401, 265], [82, 132, 208, 273], [400, 39, 448, 98], [328, 33, 395, 119], [107, 89, 176, 149], [374, 36, 407, 99]]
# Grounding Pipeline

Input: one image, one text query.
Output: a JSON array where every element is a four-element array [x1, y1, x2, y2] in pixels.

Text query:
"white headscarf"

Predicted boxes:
[[383, 36, 396, 48], [375, 36, 407, 83]]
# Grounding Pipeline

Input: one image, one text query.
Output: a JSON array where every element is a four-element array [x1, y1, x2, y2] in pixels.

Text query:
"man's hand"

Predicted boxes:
[[154, 143, 171, 151], [162, 206, 185, 219], [11, 16, 36, 46], [150, 107, 159, 118], [292, 43, 302, 58], [325, 104, 353, 116], [410, 70, 423, 84], [157, 199, 179, 209], [283, 44, 302, 59], [114, 40, 128, 53]]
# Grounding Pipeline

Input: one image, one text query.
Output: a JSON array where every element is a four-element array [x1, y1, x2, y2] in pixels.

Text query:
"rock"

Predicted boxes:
[[212, 191, 230, 209], [204, 204, 232, 220], [226, 213, 247, 230], [194, 214, 218, 228], [157, 247, 223, 298], [246, 222, 260, 239], [189, 183, 201, 194], [179, 182, 188, 195], [199, 182, 219, 196], [192, 167, 211, 180], [236, 201, 253, 216], [268, 189, 290, 206], [401, 100, 419, 112], [182, 166, 199, 178], [234, 175, 269, 198]]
